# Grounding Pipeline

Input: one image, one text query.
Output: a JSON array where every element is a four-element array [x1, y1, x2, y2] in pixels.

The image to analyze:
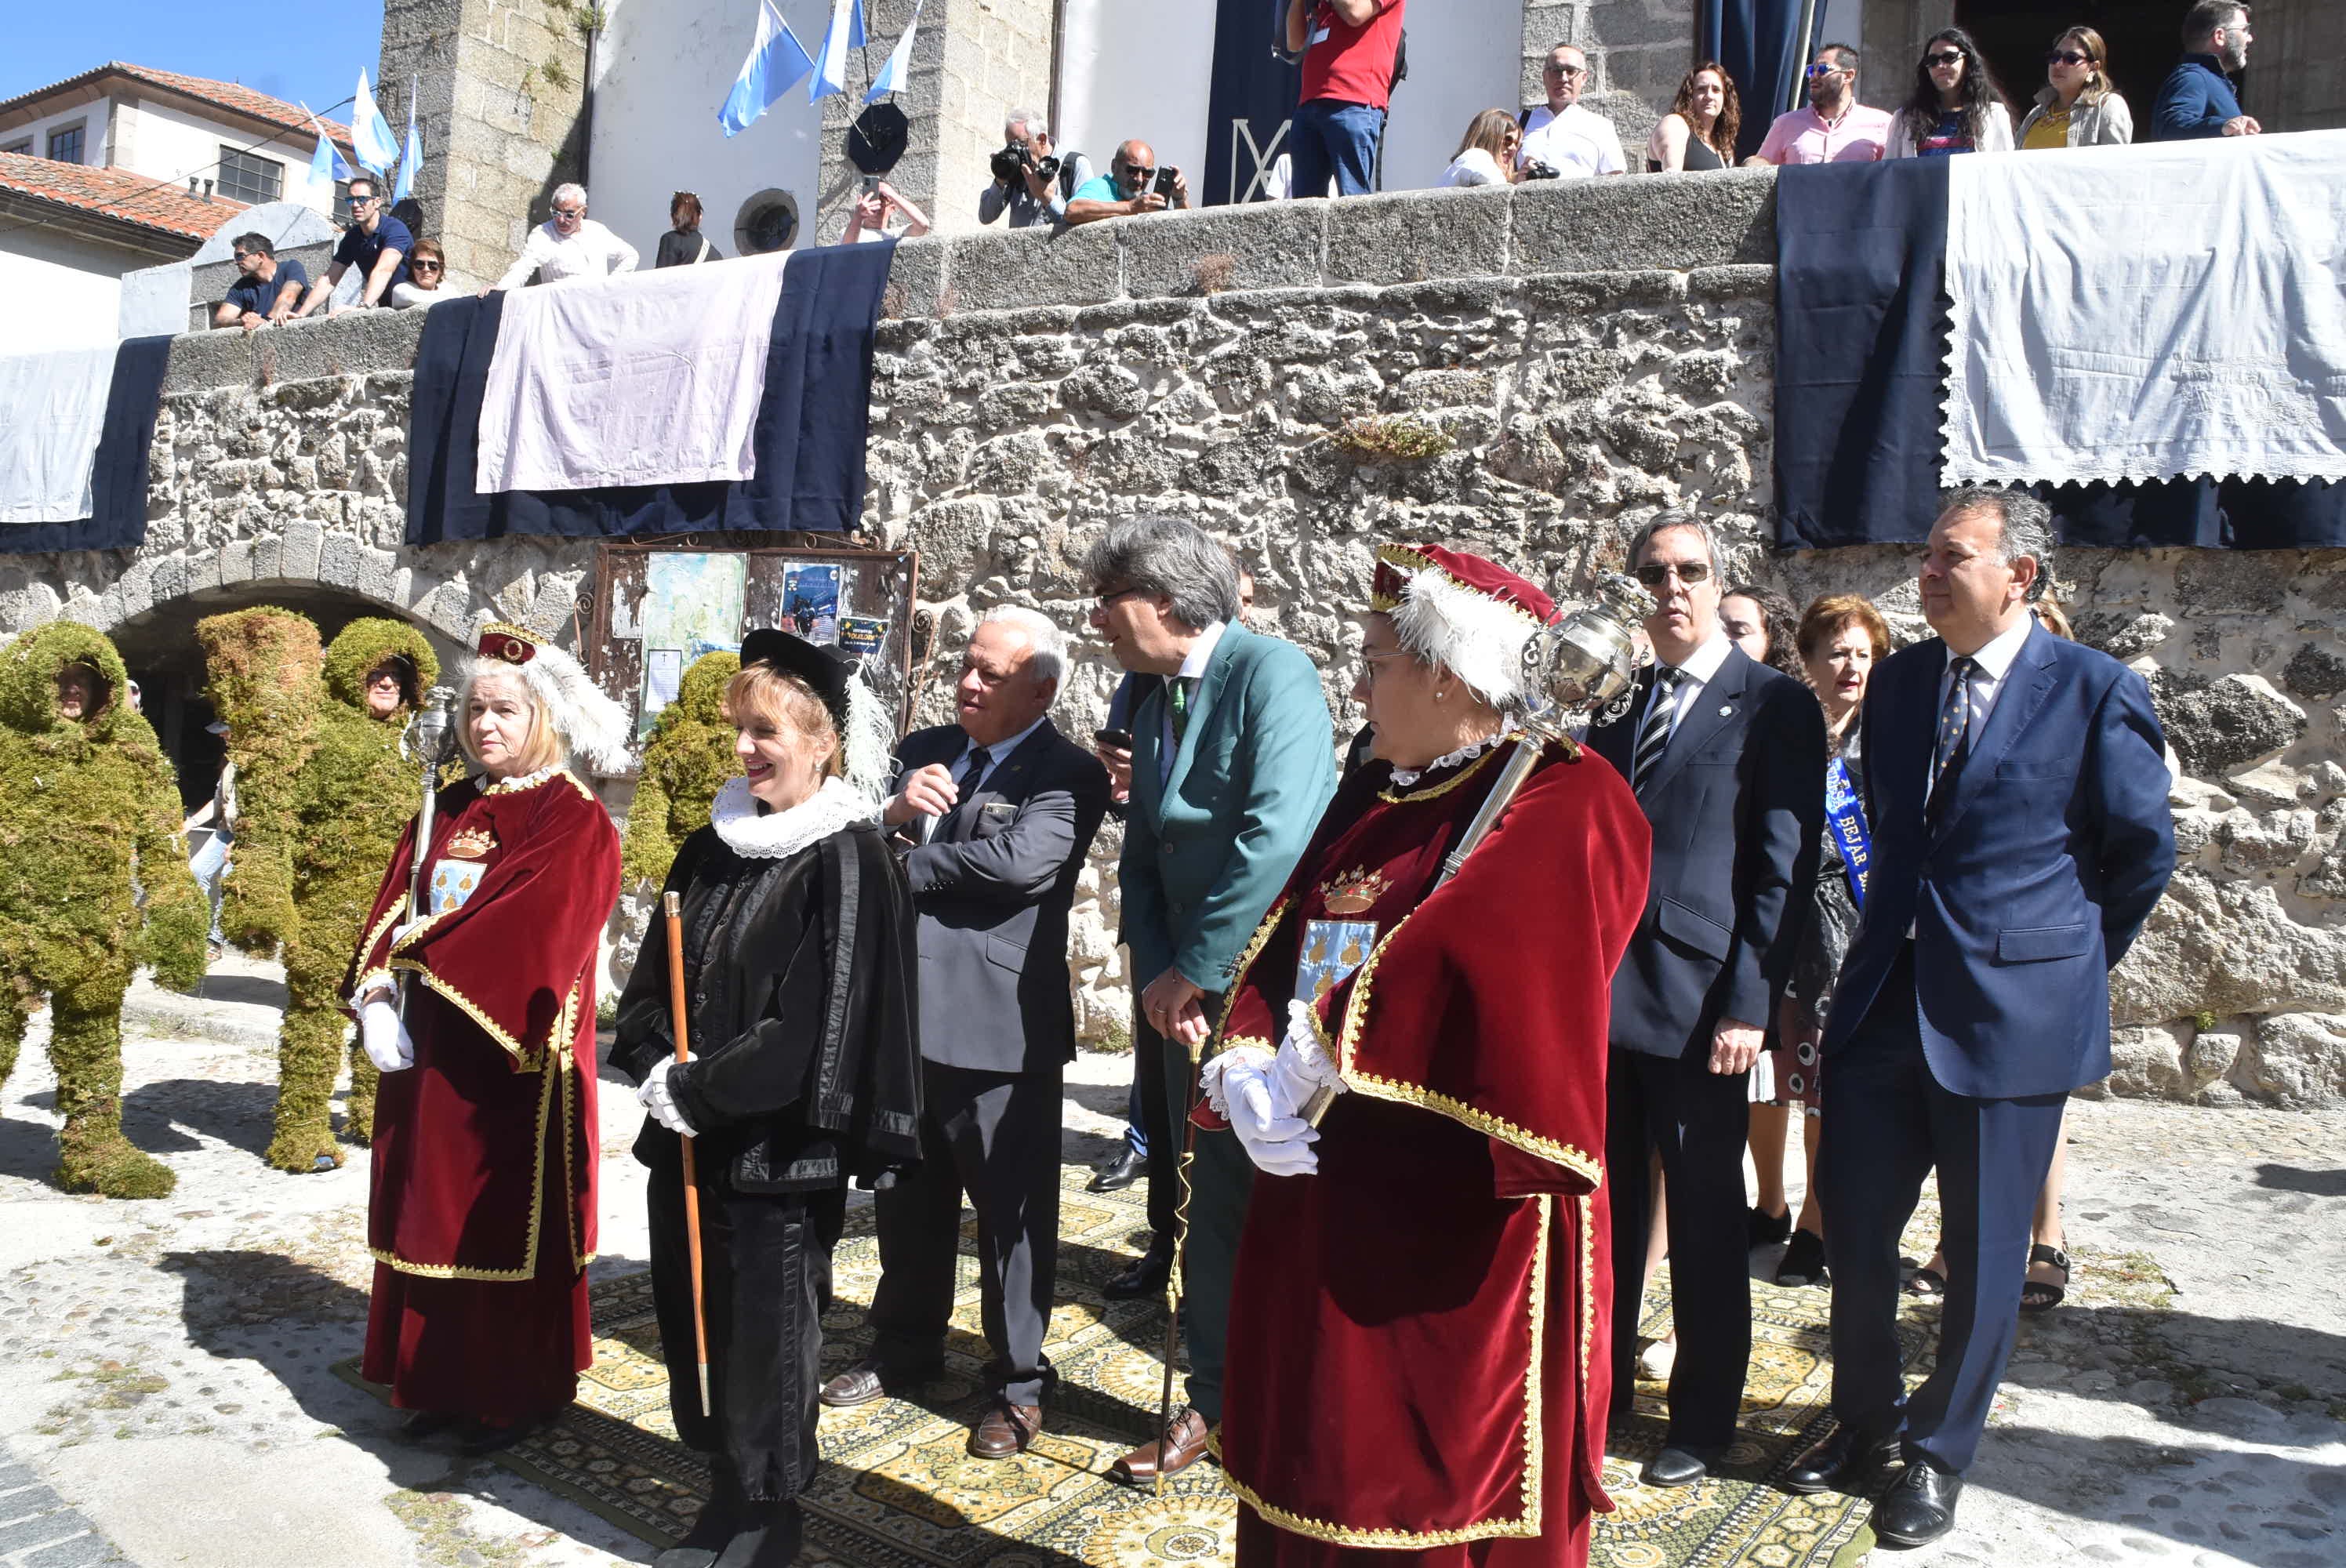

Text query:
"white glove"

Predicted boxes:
[[390, 917, 427, 949], [359, 999, 415, 1073], [638, 1058, 698, 1137], [1204, 1046, 1320, 1177], [1270, 1000, 1346, 1113]]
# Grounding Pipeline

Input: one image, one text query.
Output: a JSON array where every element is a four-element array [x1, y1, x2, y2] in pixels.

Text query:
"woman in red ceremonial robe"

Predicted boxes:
[[346, 620, 626, 1451], [1202, 544, 1651, 1567]]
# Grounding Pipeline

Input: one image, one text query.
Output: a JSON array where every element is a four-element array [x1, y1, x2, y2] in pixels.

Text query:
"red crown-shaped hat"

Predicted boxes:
[[476, 621, 545, 666], [1370, 543, 1556, 626]]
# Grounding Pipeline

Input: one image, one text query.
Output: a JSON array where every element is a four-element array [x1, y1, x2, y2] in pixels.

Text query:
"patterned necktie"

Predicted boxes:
[[1168, 677, 1195, 747], [1930, 655, 1977, 808], [1630, 666, 1684, 793], [955, 746, 992, 805]]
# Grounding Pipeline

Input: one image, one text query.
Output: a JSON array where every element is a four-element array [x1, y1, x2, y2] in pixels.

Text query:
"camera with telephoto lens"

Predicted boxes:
[[1520, 158, 1562, 180], [990, 142, 1061, 186]]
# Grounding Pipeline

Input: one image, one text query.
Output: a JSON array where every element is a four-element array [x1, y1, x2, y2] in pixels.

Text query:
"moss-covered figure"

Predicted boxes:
[[619, 651, 741, 889], [262, 619, 443, 1171], [0, 623, 208, 1199], [195, 609, 324, 957]]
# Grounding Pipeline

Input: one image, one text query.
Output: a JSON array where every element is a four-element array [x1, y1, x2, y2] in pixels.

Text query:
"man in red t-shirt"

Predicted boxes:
[[1284, 0, 1404, 198]]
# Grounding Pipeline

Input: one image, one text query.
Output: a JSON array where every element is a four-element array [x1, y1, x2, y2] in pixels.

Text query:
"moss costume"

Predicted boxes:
[[619, 651, 740, 891], [267, 619, 441, 1171], [0, 624, 208, 1199], [194, 608, 324, 957]]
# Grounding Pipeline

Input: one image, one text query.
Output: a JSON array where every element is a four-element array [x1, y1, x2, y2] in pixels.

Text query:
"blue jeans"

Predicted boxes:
[[1288, 97, 1385, 198]]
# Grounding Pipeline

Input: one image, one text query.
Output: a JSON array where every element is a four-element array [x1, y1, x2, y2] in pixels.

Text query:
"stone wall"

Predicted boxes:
[[5, 171, 2342, 1105]]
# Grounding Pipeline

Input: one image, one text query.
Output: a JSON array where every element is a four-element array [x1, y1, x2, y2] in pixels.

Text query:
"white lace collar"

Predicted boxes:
[[1388, 732, 1507, 789], [481, 764, 565, 796], [710, 775, 878, 859]]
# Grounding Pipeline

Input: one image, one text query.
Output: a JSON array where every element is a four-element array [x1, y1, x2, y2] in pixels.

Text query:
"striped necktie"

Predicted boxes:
[[1630, 666, 1684, 793]]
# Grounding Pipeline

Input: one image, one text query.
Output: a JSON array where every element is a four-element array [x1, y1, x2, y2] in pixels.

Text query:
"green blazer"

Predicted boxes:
[[1120, 622, 1336, 996]]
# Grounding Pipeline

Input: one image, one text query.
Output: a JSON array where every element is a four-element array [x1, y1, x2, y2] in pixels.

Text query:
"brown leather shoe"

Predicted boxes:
[[818, 1356, 937, 1409], [968, 1400, 1042, 1459], [1110, 1407, 1211, 1484]]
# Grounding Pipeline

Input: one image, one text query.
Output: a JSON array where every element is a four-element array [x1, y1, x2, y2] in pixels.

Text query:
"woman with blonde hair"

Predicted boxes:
[[346, 620, 626, 1454], [1439, 107, 1523, 187], [2017, 26, 2134, 149], [1647, 60, 1740, 171]]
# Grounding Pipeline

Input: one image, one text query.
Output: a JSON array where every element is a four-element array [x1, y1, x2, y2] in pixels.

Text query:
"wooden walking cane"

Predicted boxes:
[[1155, 1030, 1208, 1497], [663, 891, 713, 1420]]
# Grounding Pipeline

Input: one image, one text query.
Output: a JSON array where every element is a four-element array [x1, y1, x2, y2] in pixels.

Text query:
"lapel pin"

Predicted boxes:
[[1720, 705, 1734, 717]]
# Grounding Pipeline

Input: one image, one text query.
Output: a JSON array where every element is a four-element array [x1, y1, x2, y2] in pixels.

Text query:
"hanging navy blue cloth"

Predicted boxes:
[[1701, 0, 1827, 160], [0, 334, 172, 556], [1204, 0, 1304, 205], [404, 241, 894, 544], [1772, 157, 1952, 551]]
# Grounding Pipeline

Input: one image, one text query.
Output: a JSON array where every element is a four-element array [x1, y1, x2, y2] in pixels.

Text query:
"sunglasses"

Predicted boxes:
[[412, 260, 443, 273], [1926, 50, 1966, 66], [2046, 49, 2094, 66], [1806, 64, 1849, 78], [1635, 561, 1713, 587]]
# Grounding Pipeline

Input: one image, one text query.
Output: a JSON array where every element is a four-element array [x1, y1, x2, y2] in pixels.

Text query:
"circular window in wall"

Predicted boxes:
[[735, 190, 801, 255]]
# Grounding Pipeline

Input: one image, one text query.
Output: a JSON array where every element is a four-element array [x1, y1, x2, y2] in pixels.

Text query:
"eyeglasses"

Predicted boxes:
[[1094, 586, 1149, 611], [1120, 165, 1156, 181], [553, 205, 585, 220], [1925, 50, 1966, 66], [1806, 64, 1849, 78], [349, 193, 379, 207], [2045, 49, 2094, 66], [412, 261, 443, 274], [1634, 561, 1713, 587], [1357, 648, 1412, 680], [1545, 62, 1589, 78]]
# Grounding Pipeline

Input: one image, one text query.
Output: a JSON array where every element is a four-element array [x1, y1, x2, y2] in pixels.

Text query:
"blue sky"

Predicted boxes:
[[5, 3, 387, 123]]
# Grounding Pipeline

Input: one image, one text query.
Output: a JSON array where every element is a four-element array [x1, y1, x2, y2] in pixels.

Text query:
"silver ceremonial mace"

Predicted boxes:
[[395, 685, 462, 1019], [1299, 572, 1654, 1126]]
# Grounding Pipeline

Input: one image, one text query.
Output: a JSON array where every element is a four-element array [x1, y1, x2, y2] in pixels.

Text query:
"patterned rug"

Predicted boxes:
[[340, 1162, 1940, 1566]]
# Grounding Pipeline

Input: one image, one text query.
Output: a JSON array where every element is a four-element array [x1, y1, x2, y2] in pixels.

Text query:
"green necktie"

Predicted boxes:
[[1168, 677, 1193, 746]]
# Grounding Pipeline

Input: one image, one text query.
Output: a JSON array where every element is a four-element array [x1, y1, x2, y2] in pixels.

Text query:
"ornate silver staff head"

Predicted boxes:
[[401, 684, 461, 765], [1520, 572, 1654, 739]]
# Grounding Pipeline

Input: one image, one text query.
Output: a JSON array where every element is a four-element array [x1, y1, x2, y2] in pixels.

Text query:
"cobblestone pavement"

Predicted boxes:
[[0, 956, 2337, 1567]]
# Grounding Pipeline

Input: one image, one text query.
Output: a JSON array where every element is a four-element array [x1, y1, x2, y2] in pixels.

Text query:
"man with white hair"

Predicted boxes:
[[481, 182, 640, 294], [822, 606, 1111, 1460], [980, 108, 1091, 228]]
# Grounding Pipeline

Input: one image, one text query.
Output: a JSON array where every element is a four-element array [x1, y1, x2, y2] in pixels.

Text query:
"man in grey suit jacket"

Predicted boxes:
[[1083, 517, 1336, 1483], [819, 607, 1109, 1460]]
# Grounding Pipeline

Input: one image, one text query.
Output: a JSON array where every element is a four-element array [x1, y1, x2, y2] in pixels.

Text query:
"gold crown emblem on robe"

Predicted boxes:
[[445, 826, 496, 860], [1319, 866, 1390, 916]]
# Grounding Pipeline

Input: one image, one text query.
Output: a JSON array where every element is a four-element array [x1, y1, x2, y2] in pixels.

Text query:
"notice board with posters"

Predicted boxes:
[[586, 539, 921, 756]]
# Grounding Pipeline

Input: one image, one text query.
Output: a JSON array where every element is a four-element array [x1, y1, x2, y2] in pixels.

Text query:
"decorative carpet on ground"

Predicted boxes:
[[339, 1162, 1944, 1566]]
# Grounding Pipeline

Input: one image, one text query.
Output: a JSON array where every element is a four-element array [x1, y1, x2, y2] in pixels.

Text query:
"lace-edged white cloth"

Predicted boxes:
[[1388, 732, 1506, 789], [710, 775, 879, 860]]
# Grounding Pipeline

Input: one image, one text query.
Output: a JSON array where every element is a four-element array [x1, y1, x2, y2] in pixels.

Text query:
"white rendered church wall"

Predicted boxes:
[[1054, 0, 1218, 201], [0, 230, 136, 350]]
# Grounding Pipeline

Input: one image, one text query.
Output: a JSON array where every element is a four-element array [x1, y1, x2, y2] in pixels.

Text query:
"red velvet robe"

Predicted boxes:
[[1211, 738, 1650, 1566], [346, 767, 621, 1418]]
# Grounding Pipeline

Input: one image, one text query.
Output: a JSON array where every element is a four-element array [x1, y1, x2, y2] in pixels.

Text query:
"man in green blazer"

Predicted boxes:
[[1084, 517, 1336, 1483]]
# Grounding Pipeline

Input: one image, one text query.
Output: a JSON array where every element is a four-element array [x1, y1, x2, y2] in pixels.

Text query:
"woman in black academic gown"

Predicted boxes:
[[614, 630, 920, 1568]]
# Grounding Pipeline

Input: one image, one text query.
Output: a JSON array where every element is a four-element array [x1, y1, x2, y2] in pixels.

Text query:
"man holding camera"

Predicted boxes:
[[1517, 42, 1628, 179], [1065, 141, 1188, 227], [980, 109, 1091, 229]]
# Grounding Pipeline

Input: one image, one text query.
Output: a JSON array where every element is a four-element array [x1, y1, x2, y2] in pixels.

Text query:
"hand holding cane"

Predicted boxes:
[[663, 891, 714, 1419]]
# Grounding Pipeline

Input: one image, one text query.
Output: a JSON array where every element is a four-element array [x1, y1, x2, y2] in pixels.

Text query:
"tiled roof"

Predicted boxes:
[[0, 150, 241, 242], [0, 62, 355, 156]]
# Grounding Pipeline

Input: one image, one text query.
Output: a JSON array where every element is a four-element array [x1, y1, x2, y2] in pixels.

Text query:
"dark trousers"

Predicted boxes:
[[648, 1160, 843, 1503], [870, 1060, 1063, 1407], [1820, 949, 2067, 1473], [1606, 1044, 1752, 1450], [1155, 993, 1252, 1425], [1133, 1004, 1176, 1241]]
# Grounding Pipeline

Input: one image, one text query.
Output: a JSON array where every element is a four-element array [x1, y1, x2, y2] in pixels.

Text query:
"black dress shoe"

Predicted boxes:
[[1089, 1148, 1146, 1192], [1102, 1245, 1172, 1300], [1776, 1229, 1830, 1287], [1872, 1460, 1963, 1547], [397, 1410, 464, 1443], [1781, 1425, 1902, 1494], [712, 1498, 803, 1568], [1644, 1444, 1723, 1488], [459, 1412, 554, 1455], [1748, 1204, 1792, 1247]]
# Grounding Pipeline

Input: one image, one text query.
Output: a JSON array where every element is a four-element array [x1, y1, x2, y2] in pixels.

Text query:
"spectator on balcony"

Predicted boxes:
[[1649, 59, 1741, 172], [844, 180, 932, 243], [388, 238, 448, 309], [293, 176, 410, 317], [980, 110, 1091, 229], [1283, 0, 1406, 198], [1887, 28, 2014, 158], [480, 183, 638, 295], [2017, 27, 2134, 149], [1517, 42, 1626, 179], [2150, 2, 2259, 140], [656, 191, 725, 267], [214, 234, 309, 331], [1748, 44, 1893, 166], [1439, 109, 1522, 187], [1065, 142, 1190, 227]]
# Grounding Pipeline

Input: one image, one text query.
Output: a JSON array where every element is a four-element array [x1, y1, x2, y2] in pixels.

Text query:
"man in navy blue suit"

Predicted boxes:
[[1585, 512, 1824, 1488], [1788, 488, 2175, 1546]]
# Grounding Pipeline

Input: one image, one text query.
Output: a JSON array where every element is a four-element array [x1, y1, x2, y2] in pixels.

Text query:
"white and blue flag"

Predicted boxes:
[[301, 109, 354, 208], [393, 79, 423, 203], [352, 70, 402, 173], [809, 0, 866, 102], [720, 0, 818, 137], [863, 0, 922, 102]]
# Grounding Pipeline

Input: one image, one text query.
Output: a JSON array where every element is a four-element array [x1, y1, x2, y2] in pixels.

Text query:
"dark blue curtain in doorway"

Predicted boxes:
[[1204, 0, 1304, 205], [1701, 0, 1828, 160]]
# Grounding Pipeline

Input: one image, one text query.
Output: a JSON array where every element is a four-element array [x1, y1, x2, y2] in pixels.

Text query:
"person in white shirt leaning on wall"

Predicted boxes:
[[480, 182, 640, 296]]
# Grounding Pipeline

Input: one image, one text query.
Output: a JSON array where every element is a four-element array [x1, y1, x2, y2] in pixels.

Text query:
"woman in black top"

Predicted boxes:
[[656, 191, 726, 267], [1647, 60, 1739, 171]]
